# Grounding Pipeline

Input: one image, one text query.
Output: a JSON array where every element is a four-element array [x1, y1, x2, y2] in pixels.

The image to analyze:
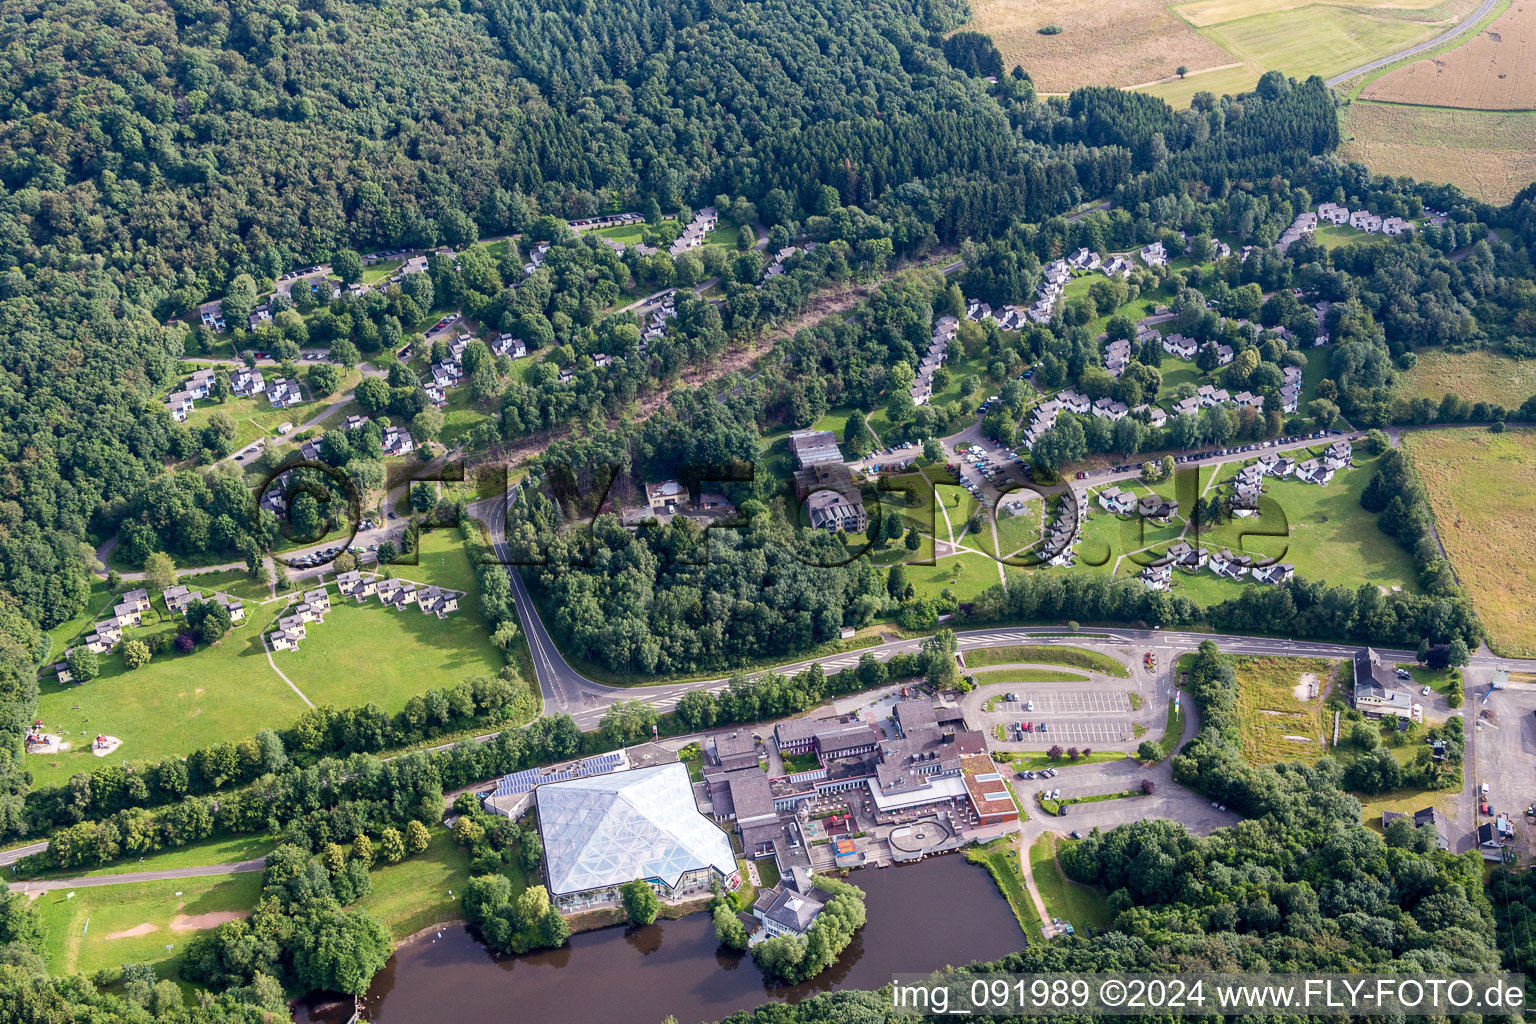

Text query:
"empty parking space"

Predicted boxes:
[[994, 690, 1130, 715], [998, 720, 1136, 745]]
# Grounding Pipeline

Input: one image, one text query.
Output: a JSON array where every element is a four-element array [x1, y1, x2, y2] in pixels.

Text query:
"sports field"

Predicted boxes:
[[36, 872, 263, 983], [1341, 102, 1536, 203], [1400, 427, 1536, 656], [1362, 0, 1536, 109]]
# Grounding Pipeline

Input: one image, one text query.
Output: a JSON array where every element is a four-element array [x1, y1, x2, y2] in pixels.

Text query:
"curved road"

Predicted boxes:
[[469, 490, 1536, 730], [1325, 0, 1499, 86]]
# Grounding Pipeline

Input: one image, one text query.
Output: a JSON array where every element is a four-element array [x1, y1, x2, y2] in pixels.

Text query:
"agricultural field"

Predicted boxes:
[[1401, 427, 1536, 655], [963, 0, 1231, 95], [1394, 348, 1536, 409], [1229, 655, 1335, 765], [965, 0, 1483, 104], [1361, 0, 1536, 109], [36, 872, 263, 985], [1340, 102, 1536, 203]]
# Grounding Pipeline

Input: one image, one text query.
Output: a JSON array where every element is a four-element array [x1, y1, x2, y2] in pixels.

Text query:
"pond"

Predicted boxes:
[[299, 852, 1025, 1024]]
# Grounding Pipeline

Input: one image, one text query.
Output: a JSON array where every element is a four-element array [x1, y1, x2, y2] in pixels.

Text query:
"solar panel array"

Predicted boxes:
[[492, 752, 624, 797]]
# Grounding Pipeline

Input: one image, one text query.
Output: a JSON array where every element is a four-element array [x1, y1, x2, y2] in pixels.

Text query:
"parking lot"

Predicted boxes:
[[993, 690, 1131, 716], [999, 720, 1137, 746], [1474, 675, 1536, 858]]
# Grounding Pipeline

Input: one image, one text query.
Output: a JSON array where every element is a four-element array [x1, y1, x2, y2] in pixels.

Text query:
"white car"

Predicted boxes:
[[1421, 686, 1432, 696]]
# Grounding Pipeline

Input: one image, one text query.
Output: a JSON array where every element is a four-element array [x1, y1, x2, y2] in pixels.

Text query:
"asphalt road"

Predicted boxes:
[[1324, 0, 1499, 86], [465, 494, 1536, 724], [9, 858, 267, 894]]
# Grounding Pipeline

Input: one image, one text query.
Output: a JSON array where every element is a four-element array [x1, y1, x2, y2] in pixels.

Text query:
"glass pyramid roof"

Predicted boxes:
[[536, 761, 736, 895]]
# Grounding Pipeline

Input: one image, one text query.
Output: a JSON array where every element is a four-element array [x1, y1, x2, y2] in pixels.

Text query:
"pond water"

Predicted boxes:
[[298, 853, 1024, 1024]]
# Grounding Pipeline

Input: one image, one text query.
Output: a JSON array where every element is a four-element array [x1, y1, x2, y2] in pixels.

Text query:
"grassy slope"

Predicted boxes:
[[1029, 833, 1111, 931], [966, 645, 1130, 676]]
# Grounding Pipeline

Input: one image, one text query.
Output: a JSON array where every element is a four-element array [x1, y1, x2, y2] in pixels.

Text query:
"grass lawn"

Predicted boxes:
[[30, 613, 308, 789], [1179, 452, 1421, 601], [1230, 655, 1335, 765], [280, 596, 502, 714], [1401, 427, 1536, 655], [1155, 697, 1187, 759], [1356, 787, 1459, 830], [1395, 348, 1536, 411], [965, 645, 1129, 676], [993, 501, 1042, 558], [810, 405, 859, 438], [26, 834, 276, 882], [1402, 663, 1462, 697], [354, 826, 476, 939], [756, 858, 782, 890], [969, 668, 1091, 685], [183, 369, 358, 452], [177, 567, 274, 605], [437, 385, 496, 447], [362, 259, 404, 285], [966, 837, 1041, 941], [36, 871, 262, 986], [905, 550, 1003, 604], [1029, 833, 1111, 932], [44, 579, 116, 664], [1313, 223, 1388, 251], [595, 220, 677, 246], [781, 752, 821, 774], [1005, 750, 1127, 770]]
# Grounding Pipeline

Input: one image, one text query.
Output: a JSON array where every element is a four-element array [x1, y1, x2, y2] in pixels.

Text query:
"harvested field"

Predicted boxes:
[[1340, 102, 1536, 203], [1362, 1, 1536, 110], [1400, 427, 1536, 656], [964, 0, 1231, 92], [1177, 0, 1466, 29]]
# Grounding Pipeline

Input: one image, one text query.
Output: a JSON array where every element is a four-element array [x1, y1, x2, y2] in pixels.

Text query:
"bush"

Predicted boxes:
[[1039, 24, 1063, 34]]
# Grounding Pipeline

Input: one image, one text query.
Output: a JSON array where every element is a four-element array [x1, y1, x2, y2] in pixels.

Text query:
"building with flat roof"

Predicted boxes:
[[535, 762, 738, 910]]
